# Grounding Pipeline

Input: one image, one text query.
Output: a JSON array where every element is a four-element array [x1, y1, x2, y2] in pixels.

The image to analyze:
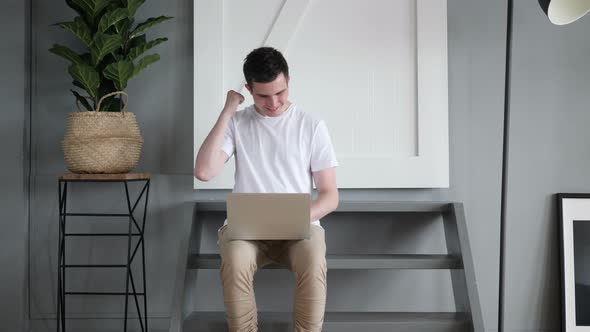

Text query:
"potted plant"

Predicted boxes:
[[50, 0, 172, 173]]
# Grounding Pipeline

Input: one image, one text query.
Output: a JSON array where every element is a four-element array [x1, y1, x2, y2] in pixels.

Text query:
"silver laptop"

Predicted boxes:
[[225, 193, 311, 240]]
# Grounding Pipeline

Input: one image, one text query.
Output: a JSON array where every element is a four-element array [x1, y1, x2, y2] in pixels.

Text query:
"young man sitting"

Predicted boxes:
[[194, 47, 339, 332]]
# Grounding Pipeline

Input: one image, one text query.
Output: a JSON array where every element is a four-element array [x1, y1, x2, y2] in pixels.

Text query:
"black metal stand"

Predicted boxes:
[[56, 173, 151, 332]]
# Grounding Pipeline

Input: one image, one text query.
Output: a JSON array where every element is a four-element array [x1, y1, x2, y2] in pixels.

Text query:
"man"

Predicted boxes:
[[194, 46, 339, 332]]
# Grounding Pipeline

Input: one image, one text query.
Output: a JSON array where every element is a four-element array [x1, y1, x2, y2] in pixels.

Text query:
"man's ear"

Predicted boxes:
[[245, 84, 252, 94]]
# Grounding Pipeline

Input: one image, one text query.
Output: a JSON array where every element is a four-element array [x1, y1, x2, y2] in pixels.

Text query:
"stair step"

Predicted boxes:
[[195, 200, 451, 213], [188, 254, 462, 270], [183, 311, 471, 332]]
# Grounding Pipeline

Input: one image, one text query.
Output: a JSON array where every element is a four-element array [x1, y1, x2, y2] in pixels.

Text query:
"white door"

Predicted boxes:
[[194, 0, 449, 189]]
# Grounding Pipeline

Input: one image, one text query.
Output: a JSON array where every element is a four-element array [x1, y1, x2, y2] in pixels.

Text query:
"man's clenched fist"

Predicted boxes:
[[222, 90, 245, 117]]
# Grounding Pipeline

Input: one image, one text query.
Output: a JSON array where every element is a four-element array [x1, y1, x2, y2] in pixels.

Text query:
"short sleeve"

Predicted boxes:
[[310, 120, 339, 172], [221, 118, 235, 161]]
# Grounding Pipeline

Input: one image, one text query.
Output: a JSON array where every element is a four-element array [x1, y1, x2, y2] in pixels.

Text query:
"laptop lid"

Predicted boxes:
[[226, 193, 311, 240]]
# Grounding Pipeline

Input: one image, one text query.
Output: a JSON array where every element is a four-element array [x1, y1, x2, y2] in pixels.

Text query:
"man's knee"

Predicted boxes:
[[220, 241, 258, 277], [289, 240, 325, 275], [292, 251, 327, 279]]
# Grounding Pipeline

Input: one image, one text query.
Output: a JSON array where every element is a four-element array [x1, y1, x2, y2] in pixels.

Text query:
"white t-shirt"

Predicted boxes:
[[221, 103, 338, 228]]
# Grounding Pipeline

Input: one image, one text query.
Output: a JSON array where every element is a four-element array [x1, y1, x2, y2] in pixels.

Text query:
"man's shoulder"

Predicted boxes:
[[232, 105, 255, 122], [291, 105, 323, 126]]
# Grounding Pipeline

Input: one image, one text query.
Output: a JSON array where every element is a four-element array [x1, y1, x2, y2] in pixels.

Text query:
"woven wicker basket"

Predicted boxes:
[[62, 91, 144, 174]]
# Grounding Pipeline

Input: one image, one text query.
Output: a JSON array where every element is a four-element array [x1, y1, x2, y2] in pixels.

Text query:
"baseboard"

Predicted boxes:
[[30, 317, 170, 332]]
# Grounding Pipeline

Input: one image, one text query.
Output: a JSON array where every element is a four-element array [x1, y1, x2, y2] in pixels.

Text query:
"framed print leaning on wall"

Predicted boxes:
[[558, 193, 590, 331]]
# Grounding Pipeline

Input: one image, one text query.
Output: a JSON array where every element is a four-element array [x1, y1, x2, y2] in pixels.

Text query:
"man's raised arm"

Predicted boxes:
[[194, 90, 244, 182]]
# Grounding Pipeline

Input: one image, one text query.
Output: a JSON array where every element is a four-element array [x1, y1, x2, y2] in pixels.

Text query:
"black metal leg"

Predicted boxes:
[[61, 182, 68, 331], [142, 180, 150, 332], [56, 178, 150, 332], [129, 269, 145, 331], [124, 181, 132, 332], [56, 180, 63, 332]]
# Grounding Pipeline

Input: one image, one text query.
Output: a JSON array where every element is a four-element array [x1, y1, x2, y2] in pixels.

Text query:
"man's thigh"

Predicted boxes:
[[276, 225, 326, 270], [218, 226, 272, 267]]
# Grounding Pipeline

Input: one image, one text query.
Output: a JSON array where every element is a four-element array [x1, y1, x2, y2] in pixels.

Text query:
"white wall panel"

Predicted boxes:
[[194, 0, 449, 188]]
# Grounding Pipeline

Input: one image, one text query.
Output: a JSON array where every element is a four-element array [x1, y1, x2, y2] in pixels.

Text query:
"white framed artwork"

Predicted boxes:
[[558, 193, 590, 331]]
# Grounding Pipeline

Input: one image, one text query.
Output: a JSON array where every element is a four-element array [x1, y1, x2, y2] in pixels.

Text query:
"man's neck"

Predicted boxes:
[[254, 101, 292, 117]]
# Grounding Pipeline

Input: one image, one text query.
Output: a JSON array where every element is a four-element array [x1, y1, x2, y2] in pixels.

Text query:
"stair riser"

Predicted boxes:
[[324, 322, 471, 332], [184, 322, 471, 332]]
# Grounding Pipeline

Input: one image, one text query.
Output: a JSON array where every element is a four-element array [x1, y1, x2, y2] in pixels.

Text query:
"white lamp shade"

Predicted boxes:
[[539, 0, 590, 25]]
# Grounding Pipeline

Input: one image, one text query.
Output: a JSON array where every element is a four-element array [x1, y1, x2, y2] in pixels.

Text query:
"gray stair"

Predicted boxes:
[[188, 253, 462, 269], [170, 201, 484, 332], [183, 311, 471, 332], [192, 200, 453, 213]]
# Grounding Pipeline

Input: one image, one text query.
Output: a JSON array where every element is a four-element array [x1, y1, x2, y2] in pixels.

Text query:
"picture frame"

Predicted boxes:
[[558, 193, 590, 331]]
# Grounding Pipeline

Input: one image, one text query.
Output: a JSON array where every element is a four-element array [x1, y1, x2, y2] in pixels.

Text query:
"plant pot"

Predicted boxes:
[[62, 91, 144, 174]]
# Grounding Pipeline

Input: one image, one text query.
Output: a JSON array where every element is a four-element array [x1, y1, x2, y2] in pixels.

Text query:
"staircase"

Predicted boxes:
[[170, 201, 484, 332]]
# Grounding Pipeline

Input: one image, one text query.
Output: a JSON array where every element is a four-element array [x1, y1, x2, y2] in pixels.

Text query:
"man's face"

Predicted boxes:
[[246, 72, 290, 117]]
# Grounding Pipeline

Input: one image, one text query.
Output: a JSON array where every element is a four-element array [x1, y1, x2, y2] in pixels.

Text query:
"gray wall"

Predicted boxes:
[[0, 0, 30, 331], [27, 0, 505, 331], [10, 0, 588, 331], [504, 1, 590, 331]]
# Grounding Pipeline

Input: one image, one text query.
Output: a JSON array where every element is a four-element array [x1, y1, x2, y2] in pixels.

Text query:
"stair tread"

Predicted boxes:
[[185, 311, 471, 322], [195, 200, 453, 212], [188, 253, 462, 269]]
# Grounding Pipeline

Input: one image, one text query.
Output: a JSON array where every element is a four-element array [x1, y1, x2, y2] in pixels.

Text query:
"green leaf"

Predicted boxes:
[[73, 80, 100, 101], [106, 100, 118, 112], [65, 0, 85, 15], [104, 96, 123, 112], [131, 53, 159, 78], [98, 8, 128, 32], [114, 17, 133, 35], [126, 0, 145, 16], [105, 1, 120, 11], [49, 44, 85, 65], [70, 0, 114, 18], [97, 94, 114, 112], [127, 34, 145, 49], [127, 37, 167, 61], [72, 80, 86, 90], [54, 17, 92, 46], [71, 89, 94, 111], [103, 59, 134, 90], [90, 33, 122, 66], [64, 0, 92, 23], [129, 16, 173, 39], [68, 64, 100, 98], [98, 79, 117, 93], [80, 52, 92, 63]]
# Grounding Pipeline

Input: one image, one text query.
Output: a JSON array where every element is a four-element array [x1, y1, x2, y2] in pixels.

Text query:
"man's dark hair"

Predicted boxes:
[[243, 47, 289, 87]]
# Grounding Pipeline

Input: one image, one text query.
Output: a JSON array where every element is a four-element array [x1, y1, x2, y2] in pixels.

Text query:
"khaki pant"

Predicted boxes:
[[217, 224, 327, 332]]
